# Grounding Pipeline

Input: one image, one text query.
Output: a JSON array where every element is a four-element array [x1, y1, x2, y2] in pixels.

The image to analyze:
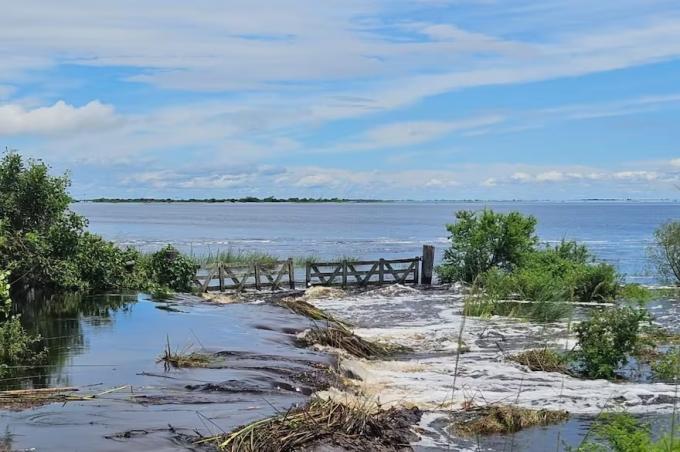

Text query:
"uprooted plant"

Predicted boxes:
[[157, 337, 214, 369], [508, 348, 569, 373]]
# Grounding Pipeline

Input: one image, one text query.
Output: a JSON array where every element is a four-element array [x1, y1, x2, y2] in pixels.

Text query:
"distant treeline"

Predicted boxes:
[[83, 197, 386, 203]]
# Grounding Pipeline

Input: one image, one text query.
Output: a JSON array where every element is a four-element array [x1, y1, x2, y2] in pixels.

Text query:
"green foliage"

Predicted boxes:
[[574, 307, 649, 379], [618, 284, 653, 304], [651, 347, 680, 382], [0, 270, 47, 377], [72, 233, 141, 291], [147, 246, 196, 292], [437, 209, 538, 283], [650, 221, 680, 285], [575, 412, 680, 452], [0, 152, 87, 291], [479, 240, 620, 303]]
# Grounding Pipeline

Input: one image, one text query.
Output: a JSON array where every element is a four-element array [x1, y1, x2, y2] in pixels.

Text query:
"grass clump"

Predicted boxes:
[[452, 404, 568, 436], [509, 348, 569, 373], [194, 249, 279, 267], [157, 338, 213, 369], [298, 327, 408, 359], [197, 398, 420, 452]]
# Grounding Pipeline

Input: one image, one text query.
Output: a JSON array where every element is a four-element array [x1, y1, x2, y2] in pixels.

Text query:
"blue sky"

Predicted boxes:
[[1, 0, 679, 200]]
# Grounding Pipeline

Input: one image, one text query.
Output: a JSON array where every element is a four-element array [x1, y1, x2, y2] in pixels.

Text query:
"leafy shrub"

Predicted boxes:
[[437, 209, 538, 283], [147, 246, 196, 292], [651, 347, 680, 382], [650, 221, 680, 285], [574, 307, 649, 379], [72, 233, 141, 291], [480, 241, 620, 303]]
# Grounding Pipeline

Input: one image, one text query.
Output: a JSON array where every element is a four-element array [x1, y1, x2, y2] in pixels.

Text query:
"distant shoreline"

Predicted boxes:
[[77, 197, 679, 204], [80, 197, 388, 204]]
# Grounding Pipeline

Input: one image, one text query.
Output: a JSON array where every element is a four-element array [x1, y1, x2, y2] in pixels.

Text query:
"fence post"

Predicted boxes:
[[254, 264, 261, 290], [379, 259, 385, 285], [218, 263, 225, 292], [413, 257, 420, 286], [421, 245, 435, 285], [288, 258, 295, 290], [306, 263, 311, 288], [342, 261, 348, 288]]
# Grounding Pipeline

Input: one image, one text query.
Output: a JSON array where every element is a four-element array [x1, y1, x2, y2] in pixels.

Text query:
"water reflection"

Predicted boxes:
[[7, 293, 137, 390]]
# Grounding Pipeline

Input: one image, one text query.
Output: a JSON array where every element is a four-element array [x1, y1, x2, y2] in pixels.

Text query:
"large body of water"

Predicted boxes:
[[75, 201, 680, 284]]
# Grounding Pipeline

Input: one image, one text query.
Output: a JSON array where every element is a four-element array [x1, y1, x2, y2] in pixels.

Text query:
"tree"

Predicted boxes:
[[650, 221, 680, 285], [437, 209, 538, 283]]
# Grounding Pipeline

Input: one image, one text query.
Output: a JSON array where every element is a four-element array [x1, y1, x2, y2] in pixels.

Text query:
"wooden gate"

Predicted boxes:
[[305, 257, 420, 288], [195, 259, 295, 292]]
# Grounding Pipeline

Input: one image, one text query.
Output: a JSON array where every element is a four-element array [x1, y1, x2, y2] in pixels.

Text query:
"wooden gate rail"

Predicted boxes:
[[195, 259, 295, 292], [305, 257, 420, 288]]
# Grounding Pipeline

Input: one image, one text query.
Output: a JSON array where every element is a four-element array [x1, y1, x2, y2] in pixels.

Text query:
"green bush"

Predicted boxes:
[[574, 307, 649, 379], [651, 347, 680, 382], [650, 221, 680, 285], [147, 246, 197, 292], [479, 241, 620, 303], [72, 233, 142, 291], [437, 209, 538, 283]]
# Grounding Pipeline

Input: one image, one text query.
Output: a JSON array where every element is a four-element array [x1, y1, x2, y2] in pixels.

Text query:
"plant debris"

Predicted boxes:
[[451, 404, 568, 436], [196, 398, 421, 451], [157, 337, 214, 369], [298, 327, 410, 359]]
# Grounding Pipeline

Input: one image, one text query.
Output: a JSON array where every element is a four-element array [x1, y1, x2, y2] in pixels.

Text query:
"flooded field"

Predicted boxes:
[[1, 294, 333, 450], [3, 284, 678, 450]]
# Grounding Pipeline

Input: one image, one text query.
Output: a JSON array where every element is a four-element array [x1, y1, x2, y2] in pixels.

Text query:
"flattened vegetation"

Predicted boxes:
[[508, 348, 569, 374], [298, 327, 410, 359], [197, 398, 421, 451], [451, 404, 568, 436]]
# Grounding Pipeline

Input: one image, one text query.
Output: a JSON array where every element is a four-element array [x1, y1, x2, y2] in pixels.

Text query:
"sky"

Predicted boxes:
[[1, 1, 679, 200]]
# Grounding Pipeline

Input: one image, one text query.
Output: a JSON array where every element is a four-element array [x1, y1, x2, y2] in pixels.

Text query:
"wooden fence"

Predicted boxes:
[[195, 259, 295, 292], [194, 245, 435, 292], [305, 257, 420, 288]]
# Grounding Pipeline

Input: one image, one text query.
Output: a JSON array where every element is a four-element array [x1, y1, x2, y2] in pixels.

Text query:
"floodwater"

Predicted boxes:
[[2, 294, 332, 451], [2, 201, 679, 451]]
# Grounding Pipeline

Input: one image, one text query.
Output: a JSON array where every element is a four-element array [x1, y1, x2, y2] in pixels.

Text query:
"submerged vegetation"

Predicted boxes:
[[197, 398, 420, 452], [574, 307, 649, 379], [451, 404, 568, 436], [157, 338, 214, 369]]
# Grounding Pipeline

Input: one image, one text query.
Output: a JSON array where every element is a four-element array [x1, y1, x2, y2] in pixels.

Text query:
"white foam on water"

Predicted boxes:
[[309, 287, 680, 417]]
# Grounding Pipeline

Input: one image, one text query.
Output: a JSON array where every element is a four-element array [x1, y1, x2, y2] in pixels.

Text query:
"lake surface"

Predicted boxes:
[[74, 201, 680, 284]]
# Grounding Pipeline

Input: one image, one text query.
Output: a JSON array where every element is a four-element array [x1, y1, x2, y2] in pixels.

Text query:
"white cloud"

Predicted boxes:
[[0, 100, 120, 136]]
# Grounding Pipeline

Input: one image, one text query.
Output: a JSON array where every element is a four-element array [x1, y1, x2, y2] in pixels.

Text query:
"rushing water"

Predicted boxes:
[[2, 201, 679, 450]]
